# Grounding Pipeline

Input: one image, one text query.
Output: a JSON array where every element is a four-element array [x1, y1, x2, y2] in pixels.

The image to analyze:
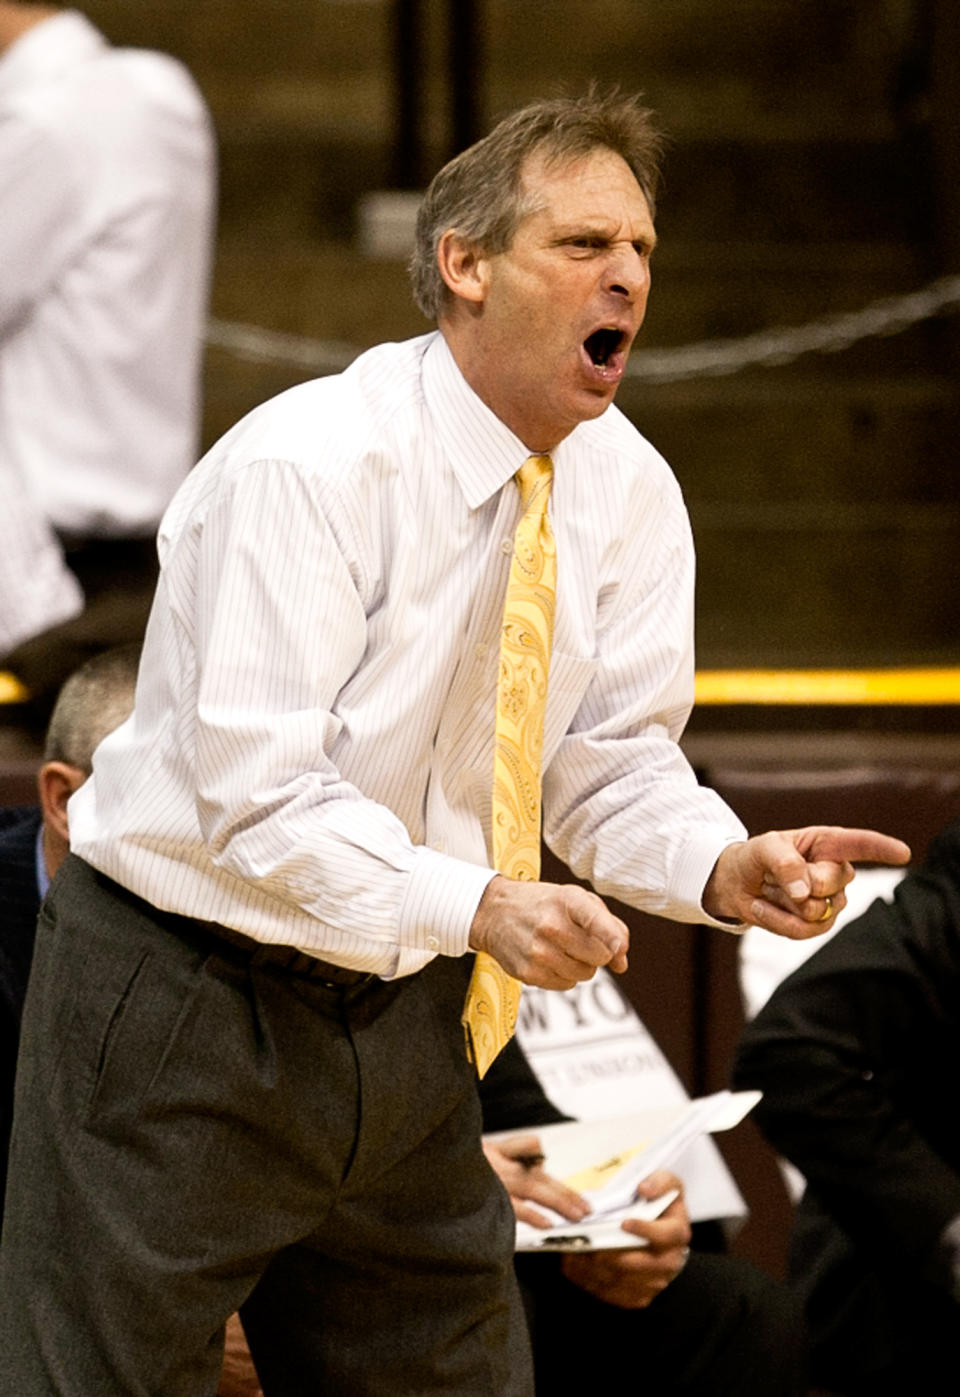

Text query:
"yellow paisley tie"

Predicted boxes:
[[462, 454, 556, 1077]]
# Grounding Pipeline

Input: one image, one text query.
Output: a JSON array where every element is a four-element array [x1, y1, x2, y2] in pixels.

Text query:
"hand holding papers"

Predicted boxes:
[[515, 970, 749, 1228], [484, 1089, 760, 1252], [483, 1133, 591, 1233]]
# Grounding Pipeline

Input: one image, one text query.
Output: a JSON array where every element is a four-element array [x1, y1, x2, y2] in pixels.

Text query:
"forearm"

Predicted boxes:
[[0, 121, 76, 333], [542, 511, 746, 926], [546, 735, 746, 926], [174, 458, 497, 965], [0, 467, 83, 652], [199, 747, 494, 966]]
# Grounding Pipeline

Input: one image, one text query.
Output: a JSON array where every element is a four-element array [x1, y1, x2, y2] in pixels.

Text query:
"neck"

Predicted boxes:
[[439, 318, 565, 454], [41, 824, 67, 882]]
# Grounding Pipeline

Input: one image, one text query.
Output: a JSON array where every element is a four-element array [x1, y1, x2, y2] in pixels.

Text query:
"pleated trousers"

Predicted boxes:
[[0, 855, 532, 1397]]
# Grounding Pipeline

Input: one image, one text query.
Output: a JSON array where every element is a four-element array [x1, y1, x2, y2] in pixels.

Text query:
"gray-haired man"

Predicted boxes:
[[0, 90, 907, 1395]]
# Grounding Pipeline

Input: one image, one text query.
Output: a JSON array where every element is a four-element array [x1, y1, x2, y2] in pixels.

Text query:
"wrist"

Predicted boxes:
[[702, 843, 745, 922], [467, 873, 507, 955]]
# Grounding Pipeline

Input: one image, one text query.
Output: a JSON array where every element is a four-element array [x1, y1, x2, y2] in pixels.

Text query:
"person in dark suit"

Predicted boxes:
[[482, 1034, 806, 1396], [0, 643, 140, 1209], [0, 800, 42, 1207], [733, 818, 960, 1396]]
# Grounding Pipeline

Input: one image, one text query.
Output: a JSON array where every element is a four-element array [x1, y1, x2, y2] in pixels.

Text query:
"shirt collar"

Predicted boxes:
[[0, 10, 106, 101], [421, 332, 592, 508], [35, 821, 50, 901], [422, 333, 541, 509]]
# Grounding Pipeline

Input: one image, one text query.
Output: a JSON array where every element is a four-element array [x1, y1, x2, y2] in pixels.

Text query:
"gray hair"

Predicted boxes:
[[409, 87, 663, 319], [43, 643, 141, 772]]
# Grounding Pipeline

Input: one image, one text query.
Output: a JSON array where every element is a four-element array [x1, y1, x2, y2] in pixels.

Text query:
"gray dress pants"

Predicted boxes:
[[0, 855, 532, 1397]]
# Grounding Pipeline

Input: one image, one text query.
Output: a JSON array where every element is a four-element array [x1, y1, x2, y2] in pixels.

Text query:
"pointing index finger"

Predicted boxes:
[[799, 827, 911, 867]]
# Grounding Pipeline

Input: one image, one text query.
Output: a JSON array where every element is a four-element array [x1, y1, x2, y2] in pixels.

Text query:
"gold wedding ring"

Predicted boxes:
[[817, 895, 834, 923]]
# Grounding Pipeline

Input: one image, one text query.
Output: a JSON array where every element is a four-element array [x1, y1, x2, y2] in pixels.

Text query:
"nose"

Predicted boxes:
[[605, 244, 650, 302]]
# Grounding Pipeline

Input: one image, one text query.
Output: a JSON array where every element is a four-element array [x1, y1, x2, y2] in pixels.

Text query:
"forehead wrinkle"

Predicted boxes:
[[519, 155, 653, 238], [513, 146, 605, 226]]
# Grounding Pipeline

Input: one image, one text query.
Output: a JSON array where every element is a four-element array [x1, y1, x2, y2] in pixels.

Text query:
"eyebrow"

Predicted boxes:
[[551, 223, 658, 253]]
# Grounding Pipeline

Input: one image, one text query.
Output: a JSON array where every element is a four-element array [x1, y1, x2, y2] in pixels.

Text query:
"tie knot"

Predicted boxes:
[[515, 454, 552, 513]]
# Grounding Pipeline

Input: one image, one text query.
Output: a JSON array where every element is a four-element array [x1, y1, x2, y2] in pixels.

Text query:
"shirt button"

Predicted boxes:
[[475, 643, 487, 659], [500, 538, 513, 554], [426, 936, 440, 951]]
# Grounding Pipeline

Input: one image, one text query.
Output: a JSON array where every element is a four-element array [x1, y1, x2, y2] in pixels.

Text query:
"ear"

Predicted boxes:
[[436, 229, 490, 307], [36, 761, 85, 849]]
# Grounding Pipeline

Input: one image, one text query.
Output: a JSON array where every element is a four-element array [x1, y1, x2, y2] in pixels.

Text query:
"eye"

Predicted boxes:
[[565, 236, 606, 254]]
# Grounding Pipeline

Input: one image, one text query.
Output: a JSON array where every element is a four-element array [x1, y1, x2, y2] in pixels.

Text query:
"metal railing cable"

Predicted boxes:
[[204, 272, 960, 385]]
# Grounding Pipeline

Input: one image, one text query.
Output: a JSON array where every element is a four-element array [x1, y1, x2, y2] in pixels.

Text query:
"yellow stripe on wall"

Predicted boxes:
[[695, 669, 960, 706], [6, 667, 960, 710]]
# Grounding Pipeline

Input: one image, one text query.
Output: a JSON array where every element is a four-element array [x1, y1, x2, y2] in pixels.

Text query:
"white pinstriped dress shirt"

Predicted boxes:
[[69, 332, 746, 979], [0, 11, 214, 653], [0, 10, 214, 538]]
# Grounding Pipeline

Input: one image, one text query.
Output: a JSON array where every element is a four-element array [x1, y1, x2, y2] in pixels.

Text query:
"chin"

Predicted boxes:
[[574, 386, 618, 422], [528, 386, 615, 448]]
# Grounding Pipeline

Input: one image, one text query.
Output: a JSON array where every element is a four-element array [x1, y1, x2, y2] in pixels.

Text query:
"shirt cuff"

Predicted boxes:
[[397, 846, 497, 960], [673, 825, 749, 931]]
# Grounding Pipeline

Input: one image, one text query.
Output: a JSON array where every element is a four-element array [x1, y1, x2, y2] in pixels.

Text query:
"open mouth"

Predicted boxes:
[[583, 327, 627, 370]]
